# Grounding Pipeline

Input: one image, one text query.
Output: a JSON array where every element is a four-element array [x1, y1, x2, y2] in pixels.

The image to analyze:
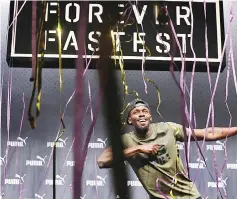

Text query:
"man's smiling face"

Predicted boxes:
[[127, 105, 152, 132]]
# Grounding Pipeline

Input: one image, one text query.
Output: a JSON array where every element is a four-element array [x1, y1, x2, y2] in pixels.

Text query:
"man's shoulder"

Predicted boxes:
[[150, 122, 170, 130], [121, 131, 134, 140], [152, 122, 182, 129], [150, 122, 183, 135], [121, 131, 135, 148]]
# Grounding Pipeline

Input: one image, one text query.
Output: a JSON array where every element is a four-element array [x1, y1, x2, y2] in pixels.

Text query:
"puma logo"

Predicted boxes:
[[218, 177, 228, 186], [15, 174, 26, 183], [56, 175, 67, 183], [17, 137, 28, 145], [36, 155, 47, 164], [216, 140, 226, 149], [80, 194, 86, 199], [197, 157, 207, 164], [96, 175, 107, 184], [58, 137, 68, 146], [97, 138, 108, 147], [0, 155, 6, 164]]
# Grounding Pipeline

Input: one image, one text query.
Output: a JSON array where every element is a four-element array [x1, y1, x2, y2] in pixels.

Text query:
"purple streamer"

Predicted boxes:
[[166, 9, 191, 178], [7, 0, 27, 30], [202, 3, 234, 195], [187, 0, 197, 164], [166, 6, 220, 191], [36, 28, 98, 193], [17, 93, 25, 199], [0, 68, 4, 130], [155, 179, 169, 199], [2, 0, 17, 193], [230, 31, 237, 96], [193, 0, 215, 185], [73, 2, 88, 198], [87, 80, 99, 195], [17, 93, 25, 138], [2, 68, 13, 194]]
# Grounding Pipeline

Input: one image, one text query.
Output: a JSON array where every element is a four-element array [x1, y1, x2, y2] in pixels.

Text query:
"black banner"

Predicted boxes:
[[7, 1, 225, 71]]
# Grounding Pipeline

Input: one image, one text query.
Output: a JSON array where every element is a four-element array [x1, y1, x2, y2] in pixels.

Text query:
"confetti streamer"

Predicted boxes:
[[7, 0, 27, 30], [164, 6, 221, 197], [218, 28, 237, 199], [220, 50, 232, 199], [188, 0, 215, 188], [36, 45, 97, 195], [127, 1, 232, 199], [192, 0, 216, 188], [58, 85, 100, 176], [202, 3, 234, 196], [191, 1, 235, 198], [145, 77, 163, 119], [0, 68, 4, 133], [230, 33, 237, 95], [134, 2, 148, 94], [1, 1, 18, 193], [83, 51, 95, 76], [200, 0, 214, 151], [37, 87, 99, 196], [120, 5, 207, 197], [126, 2, 150, 95], [110, 21, 141, 127], [56, 0, 66, 136], [187, 0, 197, 164], [17, 93, 25, 199], [2, 67, 13, 195], [5, 1, 236, 199], [155, 178, 169, 199], [52, 2, 66, 198], [31, 0, 37, 81], [28, 1, 46, 129], [165, 7, 190, 179], [73, 2, 88, 198], [97, 4, 131, 197], [18, 93, 25, 137], [111, 29, 139, 107], [148, 3, 200, 126], [111, 6, 163, 128], [87, 80, 99, 195]]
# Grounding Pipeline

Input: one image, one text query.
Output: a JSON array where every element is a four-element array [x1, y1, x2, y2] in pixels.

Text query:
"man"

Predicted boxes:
[[97, 99, 237, 199]]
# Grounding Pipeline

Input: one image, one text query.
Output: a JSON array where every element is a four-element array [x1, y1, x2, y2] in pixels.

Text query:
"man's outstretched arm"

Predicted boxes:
[[97, 144, 159, 168], [191, 127, 237, 141]]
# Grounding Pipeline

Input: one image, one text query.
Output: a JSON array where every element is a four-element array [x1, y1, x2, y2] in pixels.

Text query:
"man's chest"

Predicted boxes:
[[128, 131, 177, 166]]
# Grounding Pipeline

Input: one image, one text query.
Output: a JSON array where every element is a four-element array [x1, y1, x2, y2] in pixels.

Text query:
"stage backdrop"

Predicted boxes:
[[1, 1, 237, 199]]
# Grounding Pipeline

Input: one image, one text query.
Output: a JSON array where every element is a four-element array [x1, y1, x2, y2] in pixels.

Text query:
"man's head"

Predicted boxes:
[[126, 99, 152, 133]]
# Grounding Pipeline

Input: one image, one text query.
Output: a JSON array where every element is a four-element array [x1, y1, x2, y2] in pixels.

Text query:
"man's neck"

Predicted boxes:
[[135, 126, 151, 139]]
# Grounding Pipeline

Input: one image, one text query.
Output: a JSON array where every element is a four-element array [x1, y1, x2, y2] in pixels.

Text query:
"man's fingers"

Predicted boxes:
[[153, 148, 158, 154]]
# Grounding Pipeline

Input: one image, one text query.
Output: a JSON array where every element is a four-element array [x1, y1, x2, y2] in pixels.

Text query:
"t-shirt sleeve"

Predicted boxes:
[[166, 122, 185, 142], [121, 134, 130, 149]]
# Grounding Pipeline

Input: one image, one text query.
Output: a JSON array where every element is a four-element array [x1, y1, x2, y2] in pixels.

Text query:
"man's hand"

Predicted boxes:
[[138, 144, 160, 155]]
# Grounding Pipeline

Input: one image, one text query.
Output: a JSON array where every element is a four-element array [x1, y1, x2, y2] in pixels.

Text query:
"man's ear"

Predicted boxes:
[[128, 117, 132, 124], [150, 117, 152, 122]]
